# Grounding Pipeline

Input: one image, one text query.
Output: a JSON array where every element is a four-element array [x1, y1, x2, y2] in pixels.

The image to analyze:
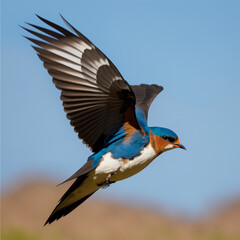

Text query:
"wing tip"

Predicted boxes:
[[59, 12, 65, 21], [35, 13, 43, 21], [140, 83, 163, 91]]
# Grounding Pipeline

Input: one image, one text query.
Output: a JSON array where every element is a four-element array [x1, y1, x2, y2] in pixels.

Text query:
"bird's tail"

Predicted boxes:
[[44, 171, 99, 225]]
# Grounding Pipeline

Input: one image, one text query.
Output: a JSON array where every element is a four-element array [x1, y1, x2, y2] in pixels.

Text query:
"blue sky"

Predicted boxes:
[[1, 0, 240, 217]]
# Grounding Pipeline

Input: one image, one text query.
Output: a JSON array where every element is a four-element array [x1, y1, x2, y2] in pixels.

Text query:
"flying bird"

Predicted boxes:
[[23, 15, 186, 225]]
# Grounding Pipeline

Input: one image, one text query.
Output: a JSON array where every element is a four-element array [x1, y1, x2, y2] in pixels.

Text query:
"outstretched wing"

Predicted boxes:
[[131, 84, 163, 120], [23, 15, 141, 152]]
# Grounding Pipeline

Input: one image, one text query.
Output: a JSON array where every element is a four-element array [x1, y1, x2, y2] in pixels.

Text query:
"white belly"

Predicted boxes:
[[94, 144, 157, 182]]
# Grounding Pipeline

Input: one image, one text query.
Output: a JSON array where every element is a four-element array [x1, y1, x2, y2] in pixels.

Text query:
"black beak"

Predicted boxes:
[[174, 143, 186, 150]]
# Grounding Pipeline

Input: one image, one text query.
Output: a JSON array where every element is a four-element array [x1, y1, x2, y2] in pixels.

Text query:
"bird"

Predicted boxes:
[[22, 15, 186, 225]]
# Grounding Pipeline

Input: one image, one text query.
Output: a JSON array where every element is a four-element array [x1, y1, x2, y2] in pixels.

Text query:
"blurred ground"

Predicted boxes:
[[1, 179, 240, 240]]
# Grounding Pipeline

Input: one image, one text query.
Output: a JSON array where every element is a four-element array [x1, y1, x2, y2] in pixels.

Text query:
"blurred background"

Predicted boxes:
[[1, 0, 240, 239]]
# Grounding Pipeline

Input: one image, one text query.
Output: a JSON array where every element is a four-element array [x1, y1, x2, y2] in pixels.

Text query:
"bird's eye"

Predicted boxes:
[[162, 135, 168, 140], [162, 135, 176, 143]]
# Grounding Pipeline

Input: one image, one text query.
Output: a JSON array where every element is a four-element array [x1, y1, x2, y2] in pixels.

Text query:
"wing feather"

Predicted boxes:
[[23, 15, 141, 152], [131, 84, 163, 120]]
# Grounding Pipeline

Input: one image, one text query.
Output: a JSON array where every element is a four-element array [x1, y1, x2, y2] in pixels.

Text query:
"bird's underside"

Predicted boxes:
[[45, 142, 159, 225]]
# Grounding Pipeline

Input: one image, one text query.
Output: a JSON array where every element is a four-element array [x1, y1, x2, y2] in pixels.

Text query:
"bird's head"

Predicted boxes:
[[149, 127, 186, 154]]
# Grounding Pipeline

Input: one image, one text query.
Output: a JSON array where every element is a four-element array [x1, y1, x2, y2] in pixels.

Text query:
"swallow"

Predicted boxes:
[[22, 15, 186, 225]]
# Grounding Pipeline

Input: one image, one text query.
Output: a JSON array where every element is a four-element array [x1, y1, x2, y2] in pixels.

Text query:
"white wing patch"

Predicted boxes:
[[45, 41, 92, 72], [45, 43, 110, 76]]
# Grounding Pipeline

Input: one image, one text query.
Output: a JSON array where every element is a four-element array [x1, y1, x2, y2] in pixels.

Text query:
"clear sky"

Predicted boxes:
[[1, 0, 240, 217]]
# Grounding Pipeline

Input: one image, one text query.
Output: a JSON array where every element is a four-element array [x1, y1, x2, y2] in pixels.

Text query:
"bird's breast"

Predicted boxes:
[[94, 143, 157, 182]]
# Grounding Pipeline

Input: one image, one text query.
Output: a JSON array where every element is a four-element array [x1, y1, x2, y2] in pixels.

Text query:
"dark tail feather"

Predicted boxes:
[[44, 174, 97, 225]]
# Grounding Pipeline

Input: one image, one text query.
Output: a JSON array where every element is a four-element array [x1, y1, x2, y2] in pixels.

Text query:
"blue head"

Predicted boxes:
[[150, 127, 186, 151]]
